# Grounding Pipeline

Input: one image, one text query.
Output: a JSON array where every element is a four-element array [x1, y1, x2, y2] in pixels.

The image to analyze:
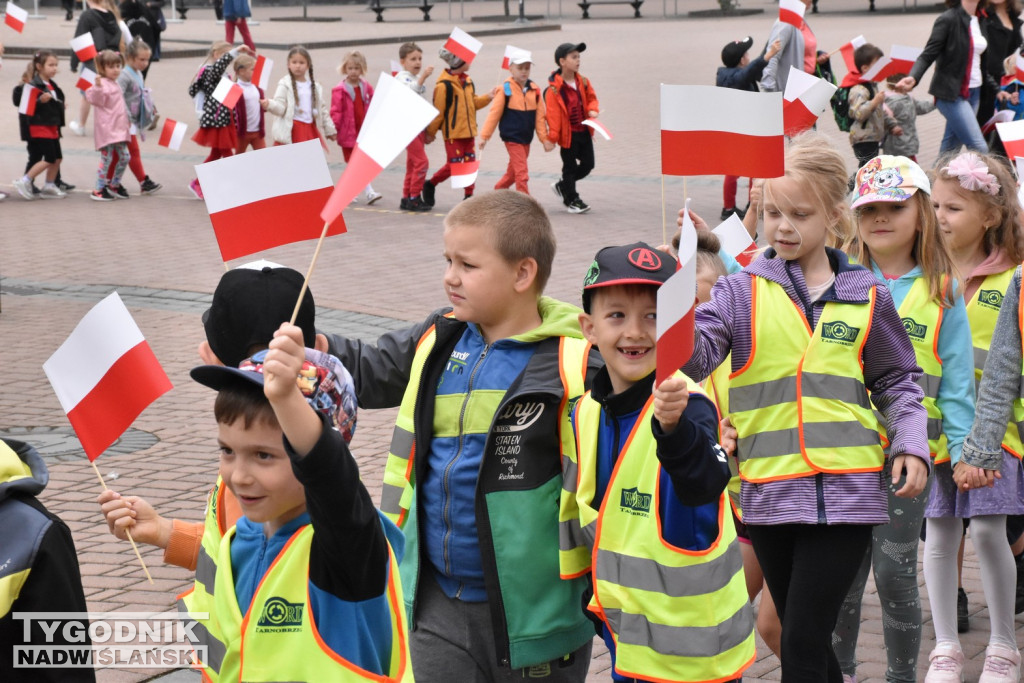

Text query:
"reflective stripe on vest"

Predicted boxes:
[[968, 268, 1024, 459], [576, 379, 755, 682], [728, 276, 884, 482], [704, 358, 742, 521], [179, 524, 411, 682]]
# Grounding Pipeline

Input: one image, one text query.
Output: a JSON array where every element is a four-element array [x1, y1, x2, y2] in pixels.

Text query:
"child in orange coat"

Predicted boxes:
[[545, 42, 599, 214]]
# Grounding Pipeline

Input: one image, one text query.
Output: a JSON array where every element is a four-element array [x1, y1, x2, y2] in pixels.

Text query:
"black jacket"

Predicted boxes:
[[910, 3, 998, 101], [12, 79, 66, 141], [716, 55, 769, 93], [70, 7, 122, 72]]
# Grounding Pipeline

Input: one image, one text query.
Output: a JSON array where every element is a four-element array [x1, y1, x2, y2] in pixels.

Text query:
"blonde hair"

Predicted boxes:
[[339, 50, 367, 77], [94, 49, 124, 77], [233, 53, 256, 73], [933, 151, 1024, 266], [205, 40, 232, 65], [287, 46, 318, 117], [764, 132, 853, 250]]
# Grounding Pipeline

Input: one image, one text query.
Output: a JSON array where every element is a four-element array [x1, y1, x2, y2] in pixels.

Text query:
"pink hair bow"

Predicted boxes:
[[942, 153, 1000, 196]]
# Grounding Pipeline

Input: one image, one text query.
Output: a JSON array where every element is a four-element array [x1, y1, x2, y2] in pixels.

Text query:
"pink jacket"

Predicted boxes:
[[84, 76, 130, 150], [330, 78, 374, 149]]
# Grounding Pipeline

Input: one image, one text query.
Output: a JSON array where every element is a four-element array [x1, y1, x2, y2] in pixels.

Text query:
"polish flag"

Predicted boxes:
[[444, 27, 482, 65], [1015, 51, 1024, 85], [582, 119, 613, 140], [838, 35, 866, 74], [656, 199, 697, 384], [390, 59, 401, 77], [997, 119, 1024, 160], [253, 55, 273, 91], [451, 160, 479, 189], [70, 33, 97, 62], [779, 0, 805, 28], [661, 84, 784, 178], [75, 68, 96, 91], [4, 2, 27, 32], [43, 293, 172, 461], [321, 73, 439, 227], [862, 45, 921, 82], [982, 108, 1015, 136], [158, 118, 188, 151], [196, 140, 340, 262], [713, 213, 759, 266], [18, 85, 38, 116], [212, 77, 243, 109], [1016, 157, 1024, 207], [782, 67, 838, 136], [502, 44, 524, 70]]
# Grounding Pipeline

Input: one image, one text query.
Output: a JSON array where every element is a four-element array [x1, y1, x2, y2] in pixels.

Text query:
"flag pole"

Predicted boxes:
[[90, 460, 154, 584], [660, 174, 667, 247], [291, 222, 331, 325]]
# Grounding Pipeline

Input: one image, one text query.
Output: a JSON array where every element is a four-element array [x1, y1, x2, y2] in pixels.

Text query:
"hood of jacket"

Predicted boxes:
[[745, 246, 877, 304], [509, 296, 586, 343], [0, 439, 48, 503]]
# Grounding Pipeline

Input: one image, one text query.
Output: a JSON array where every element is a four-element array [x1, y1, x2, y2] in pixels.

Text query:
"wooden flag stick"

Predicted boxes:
[[290, 222, 331, 325], [90, 460, 154, 584]]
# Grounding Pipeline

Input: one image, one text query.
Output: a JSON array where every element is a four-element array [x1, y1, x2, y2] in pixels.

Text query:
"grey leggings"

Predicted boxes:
[[832, 474, 931, 682]]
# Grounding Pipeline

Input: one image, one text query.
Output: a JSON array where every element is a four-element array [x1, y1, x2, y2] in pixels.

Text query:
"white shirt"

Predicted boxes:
[[294, 79, 313, 123], [238, 80, 261, 133], [969, 16, 988, 89]]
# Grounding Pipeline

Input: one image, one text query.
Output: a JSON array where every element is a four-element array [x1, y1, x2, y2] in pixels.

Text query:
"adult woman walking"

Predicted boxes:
[[977, 0, 1022, 138], [223, 0, 255, 52], [760, 0, 819, 93], [897, 0, 995, 153]]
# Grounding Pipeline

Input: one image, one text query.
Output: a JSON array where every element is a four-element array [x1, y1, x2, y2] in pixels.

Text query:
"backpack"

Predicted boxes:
[[189, 65, 207, 119], [832, 81, 874, 133]]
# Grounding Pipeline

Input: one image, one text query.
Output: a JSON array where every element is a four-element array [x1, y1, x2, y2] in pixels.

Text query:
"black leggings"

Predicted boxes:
[[747, 523, 873, 683]]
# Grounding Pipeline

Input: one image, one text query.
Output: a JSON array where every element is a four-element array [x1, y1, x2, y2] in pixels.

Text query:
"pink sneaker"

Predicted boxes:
[[188, 178, 204, 200], [979, 644, 1021, 683], [842, 675, 857, 683], [925, 643, 964, 682]]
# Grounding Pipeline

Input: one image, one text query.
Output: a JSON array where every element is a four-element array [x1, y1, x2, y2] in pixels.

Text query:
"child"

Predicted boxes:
[[479, 49, 552, 195], [680, 132, 930, 680], [831, 155, 975, 683], [110, 39, 161, 196], [545, 42, 599, 214], [396, 42, 433, 212], [717, 37, 781, 221], [188, 42, 252, 199], [330, 50, 381, 205], [231, 53, 267, 154], [845, 44, 902, 168], [919, 151, 1024, 680], [565, 241, 754, 682], [882, 73, 935, 161], [421, 48, 493, 207], [12, 51, 68, 200], [326, 191, 599, 682], [266, 45, 336, 148], [84, 50, 131, 201], [178, 323, 412, 680]]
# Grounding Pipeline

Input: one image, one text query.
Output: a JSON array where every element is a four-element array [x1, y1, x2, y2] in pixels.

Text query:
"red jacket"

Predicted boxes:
[[544, 70, 599, 148]]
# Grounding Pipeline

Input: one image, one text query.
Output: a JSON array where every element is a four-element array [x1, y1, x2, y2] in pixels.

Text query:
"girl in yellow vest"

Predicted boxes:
[[831, 155, 975, 683], [922, 151, 1024, 680], [680, 132, 931, 683]]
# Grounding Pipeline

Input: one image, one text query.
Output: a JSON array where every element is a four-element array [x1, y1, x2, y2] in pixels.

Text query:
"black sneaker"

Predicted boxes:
[[91, 188, 115, 202], [552, 180, 564, 200], [140, 177, 162, 195], [110, 185, 129, 199], [1015, 553, 1024, 614], [720, 206, 747, 221], [408, 197, 431, 212], [567, 198, 591, 214], [400, 197, 411, 211], [421, 180, 435, 208], [56, 179, 75, 192], [957, 587, 969, 632]]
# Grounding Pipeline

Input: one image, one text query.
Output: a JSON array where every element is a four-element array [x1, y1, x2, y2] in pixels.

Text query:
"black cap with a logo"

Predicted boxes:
[[581, 242, 678, 312]]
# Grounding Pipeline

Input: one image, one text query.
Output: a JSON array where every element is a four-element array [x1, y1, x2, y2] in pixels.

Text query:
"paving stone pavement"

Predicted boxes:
[[1, 0, 1022, 680]]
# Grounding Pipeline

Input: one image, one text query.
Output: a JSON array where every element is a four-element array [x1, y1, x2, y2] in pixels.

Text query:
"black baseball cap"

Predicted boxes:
[[202, 261, 316, 369], [581, 242, 678, 313], [555, 42, 586, 65], [721, 36, 754, 68]]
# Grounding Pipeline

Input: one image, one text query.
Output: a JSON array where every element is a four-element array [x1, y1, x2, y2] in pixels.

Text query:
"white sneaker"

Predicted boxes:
[[925, 643, 964, 682], [365, 190, 383, 205], [12, 177, 35, 200], [69, 120, 86, 136], [39, 184, 67, 199], [842, 675, 857, 683], [979, 644, 1021, 683]]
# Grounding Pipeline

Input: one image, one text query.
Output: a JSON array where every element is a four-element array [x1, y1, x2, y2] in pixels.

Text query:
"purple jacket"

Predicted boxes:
[[682, 248, 930, 525]]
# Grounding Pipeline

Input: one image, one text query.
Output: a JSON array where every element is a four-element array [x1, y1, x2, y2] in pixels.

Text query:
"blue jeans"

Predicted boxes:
[[936, 87, 988, 154]]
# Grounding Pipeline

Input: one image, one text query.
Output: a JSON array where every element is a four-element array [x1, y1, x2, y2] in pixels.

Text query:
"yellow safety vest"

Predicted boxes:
[[704, 359, 742, 520], [178, 523, 411, 682], [575, 379, 755, 682], [728, 276, 884, 482], [967, 268, 1024, 459]]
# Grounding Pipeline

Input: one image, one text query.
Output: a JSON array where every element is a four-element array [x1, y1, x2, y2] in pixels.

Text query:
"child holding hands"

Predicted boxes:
[[85, 50, 131, 201], [266, 45, 336, 147], [231, 53, 267, 154]]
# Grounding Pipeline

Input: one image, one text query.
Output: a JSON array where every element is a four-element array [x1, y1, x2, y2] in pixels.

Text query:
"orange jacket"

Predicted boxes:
[[427, 69, 493, 140], [479, 77, 548, 144], [544, 70, 599, 149]]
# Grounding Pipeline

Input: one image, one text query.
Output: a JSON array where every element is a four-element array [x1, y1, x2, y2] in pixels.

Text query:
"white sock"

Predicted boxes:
[[365, 183, 376, 195]]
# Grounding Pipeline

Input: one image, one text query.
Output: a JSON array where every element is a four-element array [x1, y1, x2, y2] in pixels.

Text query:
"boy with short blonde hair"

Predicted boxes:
[[396, 41, 433, 212]]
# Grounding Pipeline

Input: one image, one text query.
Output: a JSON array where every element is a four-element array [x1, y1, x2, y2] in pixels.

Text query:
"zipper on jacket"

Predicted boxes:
[[441, 342, 490, 594]]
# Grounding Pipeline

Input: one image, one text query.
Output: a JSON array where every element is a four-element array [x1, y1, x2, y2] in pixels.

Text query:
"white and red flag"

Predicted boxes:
[[18, 84, 38, 116], [212, 77, 243, 109], [1014, 51, 1024, 84], [75, 68, 96, 91], [158, 118, 188, 151], [782, 67, 838, 136], [390, 59, 401, 76], [4, 2, 27, 32], [838, 35, 866, 74], [43, 293, 172, 461], [998, 119, 1024, 159], [713, 212, 759, 267], [582, 119, 613, 140], [253, 55, 273, 91], [661, 84, 784, 178], [982, 108, 1015, 136], [502, 44, 525, 69], [779, 0, 805, 27], [862, 45, 921, 82], [196, 140, 339, 262], [656, 199, 697, 385], [70, 33, 97, 62], [451, 160, 479, 189], [444, 27, 482, 65], [321, 72, 438, 227]]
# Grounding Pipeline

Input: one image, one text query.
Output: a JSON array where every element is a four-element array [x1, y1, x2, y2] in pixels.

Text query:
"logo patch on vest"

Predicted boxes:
[[821, 321, 861, 345], [619, 487, 652, 516], [978, 289, 1004, 310], [902, 317, 928, 342], [445, 350, 469, 376], [256, 597, 304, 633]]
